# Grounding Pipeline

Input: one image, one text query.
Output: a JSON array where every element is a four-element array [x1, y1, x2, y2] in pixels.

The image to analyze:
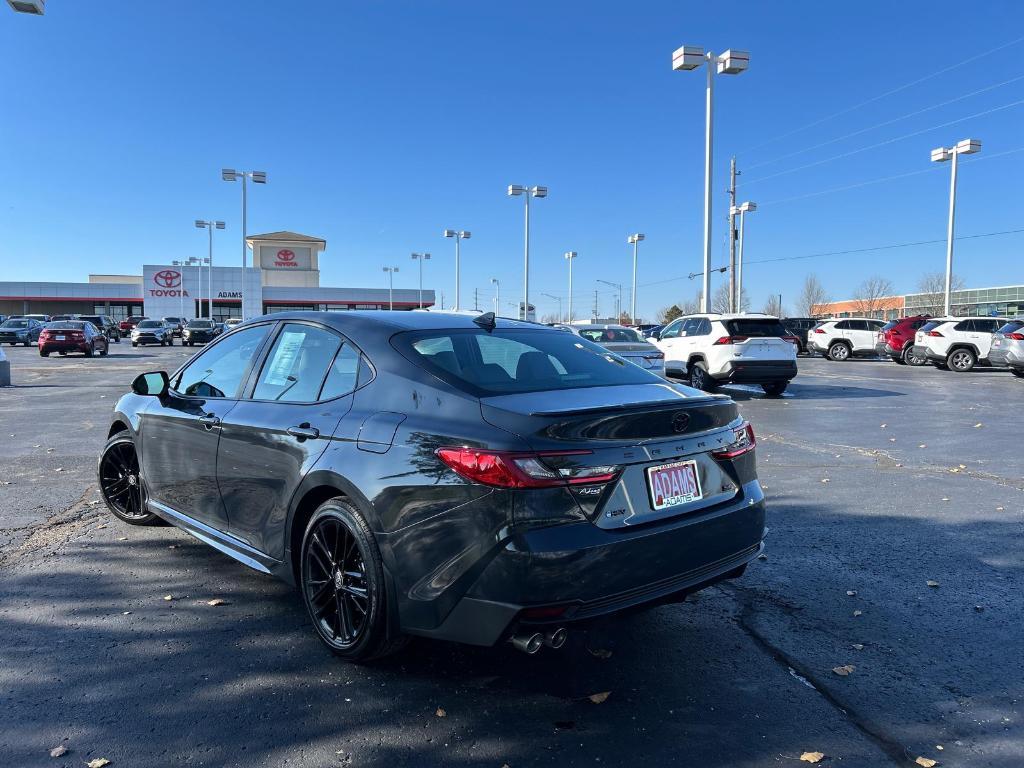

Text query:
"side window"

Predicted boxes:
[[680, 318, 700, 336], [660, 320, 682, 339], [319, 344, 361, 400], [174, 324, 271, 398], [834, 320, 850, 330], [695, 318, 712, 336], [253, 323, 342, 403], [954, 320, 974, 332], [850, 320, 869, 331], [981, 320, 1000, 332]]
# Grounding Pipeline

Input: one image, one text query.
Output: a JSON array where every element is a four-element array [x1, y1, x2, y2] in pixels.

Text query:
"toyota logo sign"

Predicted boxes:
[[277, 249, 295, 262], [154, 269, 181, 288]]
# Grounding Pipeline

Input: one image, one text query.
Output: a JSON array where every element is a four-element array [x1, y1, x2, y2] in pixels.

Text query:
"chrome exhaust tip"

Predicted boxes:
[[510, 632, 544, 654], [543, 627, 567, 649]]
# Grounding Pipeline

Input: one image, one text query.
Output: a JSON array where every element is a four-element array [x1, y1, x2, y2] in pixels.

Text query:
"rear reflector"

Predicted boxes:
[[782, 335, 800, 345], [1008, 333, 1024, 340], [520, 604, 569, 620], [813, 328, 826, 333], [436, 448, 619, 489], [712, 422, 756, 460], [927, 331, 944, 337]]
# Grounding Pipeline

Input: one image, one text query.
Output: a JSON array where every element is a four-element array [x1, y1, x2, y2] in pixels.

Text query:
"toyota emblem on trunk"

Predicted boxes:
[[671, 411, 690, 433]]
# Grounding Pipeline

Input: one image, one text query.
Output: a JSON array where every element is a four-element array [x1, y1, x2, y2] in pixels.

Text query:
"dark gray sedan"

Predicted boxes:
[[556, 323, 668, 377], [98, 312, 766, 661]]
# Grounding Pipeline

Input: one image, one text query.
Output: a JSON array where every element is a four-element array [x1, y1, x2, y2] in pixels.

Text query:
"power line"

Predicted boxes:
[[756, 146, 1024, 207], [740, 98, 1024, 187], [638, 228, 1024, 288], [743, 73, 1024, 172], [736, 33, 1024, 157]]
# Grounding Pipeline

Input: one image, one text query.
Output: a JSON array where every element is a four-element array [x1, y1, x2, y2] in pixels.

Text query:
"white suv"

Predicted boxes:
[[807, 318, 887, 361], [911, 316, 1009, 372], [654, 313, 798, 396]]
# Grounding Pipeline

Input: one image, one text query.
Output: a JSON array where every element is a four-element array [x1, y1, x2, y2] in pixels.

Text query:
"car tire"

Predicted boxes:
[[300, 499, 406, 662], [97, 434, 162, 526], [947, 348, 976, 372], [761, 381, 788, 397], [827, 342, 851, 361], [1010, 368, 1024, 378], [687, 361, 715, 392], [39, 350, 48, 357], [22, 340, 30, 347], [100, 344, 108, 357], [903, 345, 926, 366], [131, 341, 138, 347]]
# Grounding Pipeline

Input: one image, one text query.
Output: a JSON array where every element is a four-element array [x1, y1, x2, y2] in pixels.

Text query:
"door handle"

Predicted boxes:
[[199, 414, 221, 430], [287, 424, 320, 441]]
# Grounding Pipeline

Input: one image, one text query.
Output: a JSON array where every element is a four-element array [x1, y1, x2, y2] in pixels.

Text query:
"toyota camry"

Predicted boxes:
[[98, 311, 766, 661]]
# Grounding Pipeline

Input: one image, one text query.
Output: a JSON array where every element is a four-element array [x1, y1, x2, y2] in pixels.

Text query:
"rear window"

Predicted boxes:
[[578, 328, 644, 343], [996, 321, 1024, 334], [881, 321, 896, 332], [723, 319, 789, 337], [47, 321, 85, 330], [396, 328, 659, 396], [919, 321, 945, 333]]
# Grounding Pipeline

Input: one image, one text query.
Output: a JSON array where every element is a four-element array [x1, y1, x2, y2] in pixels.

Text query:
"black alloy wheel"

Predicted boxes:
[[688, 361, 715, 392], [903, 345, 926, 366], [300, 500, 405, 661], [98, 434, 161, 525]]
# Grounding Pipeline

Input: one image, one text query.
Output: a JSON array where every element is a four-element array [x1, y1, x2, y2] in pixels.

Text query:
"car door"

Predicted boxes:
[[139, 323, 273, 529], [655, 319, 686, 371], [215, 321, 363, 560], [844, 320, 869, 351], [973, 319, 1001, 358]]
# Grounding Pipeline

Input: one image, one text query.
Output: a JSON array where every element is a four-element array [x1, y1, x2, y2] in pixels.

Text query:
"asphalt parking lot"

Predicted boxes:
[[1, 343, 1021, 768]]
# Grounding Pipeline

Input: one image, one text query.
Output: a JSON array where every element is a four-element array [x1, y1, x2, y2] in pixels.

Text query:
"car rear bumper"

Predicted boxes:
[[714, 359, 797, 384], [0, 335, 28, 343], [39, 341, 90, 353], [405, 486, 767, 646], [987, 348, 1009, 367]]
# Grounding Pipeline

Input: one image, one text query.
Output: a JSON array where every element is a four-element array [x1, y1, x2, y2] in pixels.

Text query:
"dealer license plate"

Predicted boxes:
[[646, 459, 703, 511], [55, 335, 65, 340]]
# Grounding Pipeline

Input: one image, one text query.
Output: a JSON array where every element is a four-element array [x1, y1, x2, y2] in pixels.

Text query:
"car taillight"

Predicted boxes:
[[714, 336, 748, 345], [782, 335, 800, 345], [927, 331, 944, 337], [711, 422, 756, 460], [435, 448, 619, 489], [1008, 332, 1024, 340], [813, 328, 826, 334], [39, 331, 50, 338]]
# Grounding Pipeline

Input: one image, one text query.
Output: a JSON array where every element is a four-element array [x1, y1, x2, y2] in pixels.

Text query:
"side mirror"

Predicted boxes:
[[131, 371, 169, 397]]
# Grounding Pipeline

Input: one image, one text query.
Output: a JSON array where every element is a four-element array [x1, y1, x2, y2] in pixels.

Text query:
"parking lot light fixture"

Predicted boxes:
[[542, 292, 563, 323], [564, 251, 578, 323], [6, 0, 45, 14], [597, 280, 624, 321], [627, 233, 645, 322], [222, 168, 266, 320], [673, 44, 749, 312], [930, 139, 981, 316], [508, 185, 547, 320], [410, 253, 431, 308], [733, 202, 756, 312], [442, 230, 471, 310], [383, 266, 399, 311], [490, 278, 500, 315], [195, 220, 225, 320]]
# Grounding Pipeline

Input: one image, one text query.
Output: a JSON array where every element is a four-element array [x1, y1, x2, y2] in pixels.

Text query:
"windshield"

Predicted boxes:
[[137, 320, 162, 328], [578, 327, 644, 344], [395, 328, 661, 396], [723, 318, 789, 337], [188, 320, 213, 328], [2, 320, 28, 328]]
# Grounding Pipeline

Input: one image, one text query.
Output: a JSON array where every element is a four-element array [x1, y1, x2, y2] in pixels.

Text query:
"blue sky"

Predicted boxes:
[[1, 1, 1022, 321]]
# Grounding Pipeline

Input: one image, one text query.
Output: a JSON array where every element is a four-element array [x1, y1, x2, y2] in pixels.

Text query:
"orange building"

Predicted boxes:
[[811, 295, 905, 320]]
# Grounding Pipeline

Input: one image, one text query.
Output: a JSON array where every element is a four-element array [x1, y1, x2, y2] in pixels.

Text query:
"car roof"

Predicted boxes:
[[246, 310, 549, 333], [820, 317, 885, 322], [679, 313, 778, 321], [573, 324, 636, 331]]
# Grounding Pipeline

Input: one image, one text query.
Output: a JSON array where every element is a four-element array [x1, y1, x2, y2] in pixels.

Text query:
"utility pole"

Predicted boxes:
[[440, 291, 444, 310], [593, 290, 599, 321], [474, 287, 479, 311], [727, 156, 738, 312]]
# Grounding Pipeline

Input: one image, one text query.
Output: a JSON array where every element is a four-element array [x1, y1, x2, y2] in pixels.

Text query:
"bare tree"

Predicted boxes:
[[796, 274, 830, 316], [852, 276, 895, 316], [711, 284, 749, 313], [762, 295, 785, 317], [914, 271, 965, 315], [679, 290, 703, 315], [540, 312, 561, 324]]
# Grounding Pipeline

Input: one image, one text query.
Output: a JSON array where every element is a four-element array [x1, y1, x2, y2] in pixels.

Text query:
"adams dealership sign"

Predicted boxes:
[[149, 269, 189, 297]]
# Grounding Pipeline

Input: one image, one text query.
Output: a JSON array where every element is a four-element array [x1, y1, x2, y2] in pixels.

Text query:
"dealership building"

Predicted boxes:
[[813, 284, 1024, 320], [0, 231, 434, 321]]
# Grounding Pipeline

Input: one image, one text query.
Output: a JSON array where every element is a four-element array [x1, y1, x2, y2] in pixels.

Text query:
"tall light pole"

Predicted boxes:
[[627, 233, 645, 322], [930, 139, 981, 316], [672, 45, 749, 312], [564, 251, 578, 323], [731, 202, 756, 312], [383, 266, 399, 311], [221, 169, 266, 320], [442, 230, 471, 310], [597, 280, 623, 322], [195, 220, 224, 321], [490, 278, 500, 315], [507, 185, 547, 320], [410, 253, 431, 308], [542, 293, 563, 323]]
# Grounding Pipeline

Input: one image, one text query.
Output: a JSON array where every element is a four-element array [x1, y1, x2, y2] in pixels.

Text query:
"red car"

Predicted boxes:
[[119, 315, 148, 332], [876, 314, 931, 366], [38, 321, 109, 357]]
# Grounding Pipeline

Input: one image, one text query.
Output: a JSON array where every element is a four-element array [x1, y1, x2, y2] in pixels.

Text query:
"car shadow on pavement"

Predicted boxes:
[[724, 383, 903, 401]]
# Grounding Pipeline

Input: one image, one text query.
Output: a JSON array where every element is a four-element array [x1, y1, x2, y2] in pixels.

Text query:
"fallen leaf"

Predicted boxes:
[[163, 595, 173, 601], [973, 423, 983, 429], [832, 664, 855, 676], [588, 691, 611, 704], [926, 580, 940, 588], [851, 643, 864, 650], [49, 745, 68, 757], [168, 544, 178, 549], [996, 507, 1004, 512], [974, 605, 984, 612], [941, 498, 949, 502], [757, 553, 768, 561], [117, 537, 128, 541], [958, 464, 966, 469], [880, 423, 886, 428], [206, 598, 228, 606], [54, 468, 64, 472], [919, 444, 927, 449], [122, 611, 131, 615], [588, 648, 613, 659], [86, 760, 111, 768], [800, 752, 825, 764], [435, 707, 447, 717], [853, 610, 863, 617], [846, 590, 857, 597], [821, 478, 830, 484], [916, 758, 938, 768], [889, 438, 897, 442]]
